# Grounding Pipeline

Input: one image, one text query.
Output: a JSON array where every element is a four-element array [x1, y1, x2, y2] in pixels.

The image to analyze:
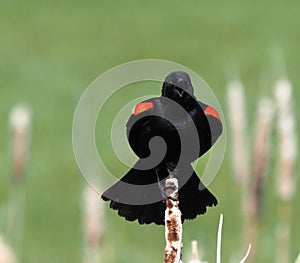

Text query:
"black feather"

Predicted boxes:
[[101, 71, 222, 225]]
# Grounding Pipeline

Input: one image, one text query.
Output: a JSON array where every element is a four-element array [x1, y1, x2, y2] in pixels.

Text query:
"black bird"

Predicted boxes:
[[102, 71, 223, 225]]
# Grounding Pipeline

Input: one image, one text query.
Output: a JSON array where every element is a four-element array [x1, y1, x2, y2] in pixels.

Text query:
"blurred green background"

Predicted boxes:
[[0, 0, 299, 262]]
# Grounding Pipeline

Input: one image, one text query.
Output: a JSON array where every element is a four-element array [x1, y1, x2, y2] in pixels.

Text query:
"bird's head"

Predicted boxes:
[[161, 71, 194, 102]]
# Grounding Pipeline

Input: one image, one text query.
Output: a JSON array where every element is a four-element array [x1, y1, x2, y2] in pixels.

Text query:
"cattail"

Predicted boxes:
[[227, 80, 250, 184], [189, 241, 206, 263], [9, 104, 31, 182], [6, 104, 31, 259], [250, 97, 274, 219], [274, 78, 297, 201], [276, 222, 290, 263], [244, 97, 274, 263], [227, 80, 252, 253], [83, 186, 103, 263], [274, 78, 297, 263], [0, 235, 16, 263], [189, 241, 207, 263], [164, 178, 182, 263]]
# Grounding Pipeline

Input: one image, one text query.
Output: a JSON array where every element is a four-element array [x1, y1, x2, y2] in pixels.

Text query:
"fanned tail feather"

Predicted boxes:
[[101, 163, 217, 225]]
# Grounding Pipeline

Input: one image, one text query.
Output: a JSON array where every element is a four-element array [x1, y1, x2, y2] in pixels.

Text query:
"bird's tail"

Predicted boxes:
[[101, 162, 217, 225], [101, 161, 166, 225], [178, 166, 218, 221]]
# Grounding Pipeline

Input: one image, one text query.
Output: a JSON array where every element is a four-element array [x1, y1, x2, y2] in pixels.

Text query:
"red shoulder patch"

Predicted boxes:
[[134, 102, 154, 115], [204, 106, 221, 122]]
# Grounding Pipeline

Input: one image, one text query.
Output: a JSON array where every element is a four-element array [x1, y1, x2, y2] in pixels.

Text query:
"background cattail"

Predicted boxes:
[[6, 104, 32, 260], [245, 97, 274, 263], [227, 80, 276, 263], [0, 235, 16, 263], [82, 185, 104, 263], [250, 97, 274, 219], [274, 78, 297, 202], [226, 80, 252, 254], [189, 241, 200, 263], [226, 80, 250, 184], [274, 78, 297, 263], [189, 241, 207, 263], [9, 104, 32, 182]]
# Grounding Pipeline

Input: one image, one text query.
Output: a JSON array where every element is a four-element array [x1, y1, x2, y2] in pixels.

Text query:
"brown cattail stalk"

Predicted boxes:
[[276, 222, 290, 263], [274, 78, 297, 263], [82, 186, 103, 263], [246, 97, 274, 262], [251, 97, 274, 219], [7, 104, 31, 259], [227, 80, 251, 250], [190, 241, 199, 262], [274, 78, 297, 202], [189, 241, 205, 263], [9, 105, 31, 182], [227, 80, 250, 184], [0, 235, 17, 263], [164, 178, 182, 263]]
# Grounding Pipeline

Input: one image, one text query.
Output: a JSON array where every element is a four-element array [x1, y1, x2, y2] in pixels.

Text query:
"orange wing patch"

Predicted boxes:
[[204, 106, 221, 122], [134, 102, 154, 115]]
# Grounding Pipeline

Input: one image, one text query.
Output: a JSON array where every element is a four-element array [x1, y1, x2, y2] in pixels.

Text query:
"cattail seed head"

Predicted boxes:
[[274, 78, 297, 201], [227, 80, 250, 184], [189, 241, 207, 263], [9, 104, 31, 181], [0, 236, 16, 263], [83, 186, 103, 248], [250, 97, 274, 219]]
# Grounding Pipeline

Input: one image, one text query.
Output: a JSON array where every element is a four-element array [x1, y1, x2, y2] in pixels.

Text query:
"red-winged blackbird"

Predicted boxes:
[[102, 71, 222, 225]]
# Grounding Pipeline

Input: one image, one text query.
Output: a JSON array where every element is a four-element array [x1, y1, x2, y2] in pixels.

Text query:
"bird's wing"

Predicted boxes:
[[126, 98, 158, 159], [187, 100, 222, 157], [202, 103, 223, 145], [126, 97, 182, 161]]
